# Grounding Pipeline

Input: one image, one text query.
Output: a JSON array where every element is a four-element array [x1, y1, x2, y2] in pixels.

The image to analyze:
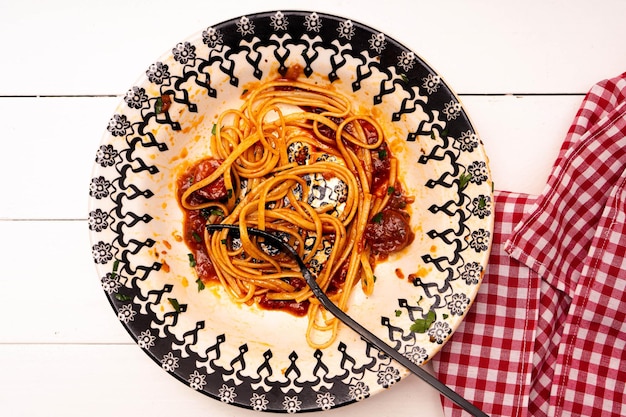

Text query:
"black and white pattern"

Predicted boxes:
[[88, 11, 494, 412]]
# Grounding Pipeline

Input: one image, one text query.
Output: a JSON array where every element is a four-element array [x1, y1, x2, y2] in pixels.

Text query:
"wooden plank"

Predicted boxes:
[[0, 220, 131, 343], [0, 219, 444, 413], [0, 96, 119, 220], [0, 93, 580, 219], [0, 344, 444, 417], [0, 0, 625, 96]]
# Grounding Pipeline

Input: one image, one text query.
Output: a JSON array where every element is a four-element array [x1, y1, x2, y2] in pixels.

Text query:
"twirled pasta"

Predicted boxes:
[[178, 77, 413, 348]]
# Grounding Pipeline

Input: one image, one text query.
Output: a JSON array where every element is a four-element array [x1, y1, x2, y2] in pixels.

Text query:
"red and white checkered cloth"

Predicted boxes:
[[431, 71, 626, 417]]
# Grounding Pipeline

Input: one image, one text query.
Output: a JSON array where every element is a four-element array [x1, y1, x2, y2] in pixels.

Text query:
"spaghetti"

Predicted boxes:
[[177, 76, 414, 349]]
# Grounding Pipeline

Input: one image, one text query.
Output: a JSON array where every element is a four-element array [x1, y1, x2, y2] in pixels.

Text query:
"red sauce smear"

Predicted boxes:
[[176, 158, 228, 283]]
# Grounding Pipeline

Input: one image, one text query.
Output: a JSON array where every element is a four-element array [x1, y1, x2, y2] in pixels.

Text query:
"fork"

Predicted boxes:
[[206, 223, 490, 417]]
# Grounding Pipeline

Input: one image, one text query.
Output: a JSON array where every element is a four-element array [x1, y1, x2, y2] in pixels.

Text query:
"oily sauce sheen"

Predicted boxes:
[[177, 109, 414, 317]]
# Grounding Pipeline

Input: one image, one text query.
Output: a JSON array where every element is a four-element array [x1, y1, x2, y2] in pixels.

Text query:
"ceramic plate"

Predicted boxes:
[[88, 10, 493, 413]]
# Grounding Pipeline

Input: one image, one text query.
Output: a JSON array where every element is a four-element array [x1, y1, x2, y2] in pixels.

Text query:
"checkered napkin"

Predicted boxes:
[[431, 71, 626, 417]]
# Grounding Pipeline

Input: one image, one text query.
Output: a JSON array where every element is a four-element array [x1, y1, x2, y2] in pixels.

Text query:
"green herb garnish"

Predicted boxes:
[[188, 253, 196, 267], [111, 259, 120, 279], [478, 196, 487, 210], [155, 94, 171, 114], [371, 212, 383, 224], [191, 231, 202, 243], [395, 309, 402, 317], [115, 293, 131, 302], [387, 186, 395, 195], [211, 123, 217, 135], [155, 96, 163, 114], [459, 173, 472, 190], [196, 278, 205, 292], [410, 310, 436, 333], [168, 298, 181, 313], [378, 149, 388, 159]]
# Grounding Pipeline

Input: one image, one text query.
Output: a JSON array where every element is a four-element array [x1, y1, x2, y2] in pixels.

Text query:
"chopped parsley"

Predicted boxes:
[[210, 208, 224, 217], [410, 310, 436, 333], [187, 253, 196, 267], [430, 129, 448, 139], [191, 231, 202, 243], [201, 207, 224, 220], [115, 293, 131, 302], [168, 298, 181, 313], [155, 94, 171, 114], [459, 173, 472, 190], [371, 212, 384, 224], [478, 195, 487, 210], [196, 278, 205, 292], [395, 309, 402, 317], [110, 259, 120, 279], [387, 186, 395, 195]]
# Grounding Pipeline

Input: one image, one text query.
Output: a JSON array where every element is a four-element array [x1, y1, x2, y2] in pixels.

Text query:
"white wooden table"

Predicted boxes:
[[2, 1, 626, 416]]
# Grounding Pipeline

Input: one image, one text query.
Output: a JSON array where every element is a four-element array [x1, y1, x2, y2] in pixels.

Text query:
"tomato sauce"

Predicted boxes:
[[177, 159, 228, 283], [258, 278, 310, 316]]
